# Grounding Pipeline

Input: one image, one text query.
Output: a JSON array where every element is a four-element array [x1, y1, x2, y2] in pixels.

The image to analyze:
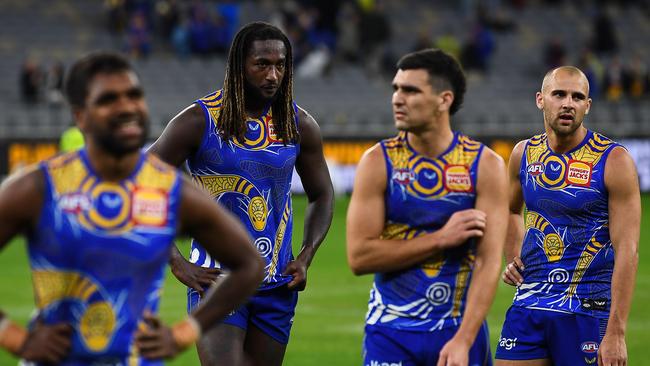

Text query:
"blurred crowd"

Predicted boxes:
[[18, 0, 650, 106]]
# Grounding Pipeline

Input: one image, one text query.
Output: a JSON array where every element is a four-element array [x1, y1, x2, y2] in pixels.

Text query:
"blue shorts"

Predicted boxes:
[[188, 285, 298, 345], [495, 306, 606, 365], [364, 322, 492, 366]]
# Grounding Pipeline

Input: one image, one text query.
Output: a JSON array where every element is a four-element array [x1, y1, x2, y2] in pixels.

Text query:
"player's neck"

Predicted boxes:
[[546, 126, 588, 154], [407, 123, 454, 159], [84, 143, 141, 182], [245, 98, 269, 119]]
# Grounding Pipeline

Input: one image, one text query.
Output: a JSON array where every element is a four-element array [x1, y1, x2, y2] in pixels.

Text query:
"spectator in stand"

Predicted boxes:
[[543, 37, 567, 70], [127, 11, 152, 58], [20, 59, 42, 104]]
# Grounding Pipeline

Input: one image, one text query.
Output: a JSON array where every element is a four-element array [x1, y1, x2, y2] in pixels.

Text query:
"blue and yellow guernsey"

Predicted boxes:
[[189, 90, 298, 290], [30, 149, 182, 365], [366, 131, 484, 331], [514, 130, 620, 319]]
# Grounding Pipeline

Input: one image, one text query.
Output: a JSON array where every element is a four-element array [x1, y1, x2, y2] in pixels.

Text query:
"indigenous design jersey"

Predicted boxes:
[[30, 149, 182, 365], [189, 90, 298, 290], [514, 130, 620, 319], [367, 131, 484, 331]]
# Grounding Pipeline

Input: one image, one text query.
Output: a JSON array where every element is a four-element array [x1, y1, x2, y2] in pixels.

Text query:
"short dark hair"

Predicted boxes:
[[64, 52, 134, 109], [396, 49, 466, 115]]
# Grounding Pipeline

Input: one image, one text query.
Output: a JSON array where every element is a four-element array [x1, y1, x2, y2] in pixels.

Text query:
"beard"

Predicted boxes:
[[244, 79, 279, 105], [89, 113, 149, 157]]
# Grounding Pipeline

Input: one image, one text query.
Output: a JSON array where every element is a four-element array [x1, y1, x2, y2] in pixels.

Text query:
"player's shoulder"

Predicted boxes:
[[354, 142, 384, 169], [144, 152, 180, 173], [196, 89, 223, 106], [295, 104, 318, 129], [0, 162, 45, 206]]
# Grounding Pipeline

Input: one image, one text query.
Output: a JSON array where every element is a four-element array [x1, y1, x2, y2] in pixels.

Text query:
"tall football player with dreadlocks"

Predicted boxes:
[[149, 22, 334, 366]]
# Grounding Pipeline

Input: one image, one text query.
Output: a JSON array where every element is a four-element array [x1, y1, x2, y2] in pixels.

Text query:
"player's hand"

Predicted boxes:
[[283, 257, 308, 291], [502, 256, 525, 286], [170, 255, 221, 297], [19, 320, 73, 363], [436, 209, 487, 249], [135, 313, 181, 360], [436, 336, 470, 366], [598, 332, 627, 366]]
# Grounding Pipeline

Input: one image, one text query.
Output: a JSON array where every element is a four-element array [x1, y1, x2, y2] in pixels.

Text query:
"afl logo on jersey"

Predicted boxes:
[[566, 160, 592, 187], [580, 341, 599, 353], [526, 162, 545, 176], [444, 165, 472, 192], [393, 168, 415, 185], [59, 193, 91, 213]]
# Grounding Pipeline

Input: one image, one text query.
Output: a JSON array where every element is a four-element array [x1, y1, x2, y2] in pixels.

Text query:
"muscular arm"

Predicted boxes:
[[148, 104, 220, 293], [148, 103, 205, 167], [444, 149, 508, 350], [598, 147, 640, 365], [502, 140, 527, 286], [0, 168, 73, 363], [346, 145, 486, 275], [285, 108, 334, 290], [504, 141, 526, 262], [178, 177, 264, 331], [0, 167, 43, 250]]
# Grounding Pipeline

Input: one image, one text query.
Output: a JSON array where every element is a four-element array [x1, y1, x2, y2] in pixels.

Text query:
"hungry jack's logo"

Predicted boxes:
[[444, 165, 472, 192], [566, 160, 592, 187]]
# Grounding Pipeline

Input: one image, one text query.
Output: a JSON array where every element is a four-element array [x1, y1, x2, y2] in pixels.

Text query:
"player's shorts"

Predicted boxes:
[[363, 322, 492, 366], [188, 284, 298, 345], [495, 306, 606, 365]]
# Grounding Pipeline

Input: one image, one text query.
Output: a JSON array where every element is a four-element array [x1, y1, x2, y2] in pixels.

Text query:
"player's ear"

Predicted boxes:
[[585, 98, 592, 115], [73, 108, 88, 132], [535, 91, 544, 110], [438, 90, 454, 113]]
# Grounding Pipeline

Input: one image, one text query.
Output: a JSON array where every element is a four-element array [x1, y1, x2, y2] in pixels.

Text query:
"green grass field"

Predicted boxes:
[[1, 194, 649, 365]]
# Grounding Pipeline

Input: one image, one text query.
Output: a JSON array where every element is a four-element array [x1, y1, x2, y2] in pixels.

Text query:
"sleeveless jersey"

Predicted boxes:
[[29, 149, 182, 364], [189, 90, 298, 290], [513, 130, 620, 319], [366, 131, 485, 331]]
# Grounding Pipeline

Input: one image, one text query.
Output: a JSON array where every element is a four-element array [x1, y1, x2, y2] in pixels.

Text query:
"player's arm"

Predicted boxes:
[[346, 145, 487, 275], [148, 103, 205, 166], [0, 168, 73, 363], [136, 176, 264, 359], [598, 147, 640, 366], [148, 104, 221, 295], [502, 140, 527, 286], [438, 148, 508, 366], [284, 107, 335, 291]]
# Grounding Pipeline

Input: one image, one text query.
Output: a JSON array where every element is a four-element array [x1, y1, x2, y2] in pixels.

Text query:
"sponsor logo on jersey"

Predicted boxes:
[[132, 188, 168, 226], [367, 361, 403, 366], [59, 193, 91, 213], [585, 356, 597, 364], [499, 337, 518, 351], [444, 165, 472, 192], [581, 298, 608, 311], [527, 162, 545, 176], [267, 116, 282, 143], [392, 169, 415, 185], [566, 160, 592, 187], [581, 341, 599, 353]]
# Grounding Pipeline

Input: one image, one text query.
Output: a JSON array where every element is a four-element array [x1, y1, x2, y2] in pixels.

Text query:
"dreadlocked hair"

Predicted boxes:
[[218, 21, 299, 144]]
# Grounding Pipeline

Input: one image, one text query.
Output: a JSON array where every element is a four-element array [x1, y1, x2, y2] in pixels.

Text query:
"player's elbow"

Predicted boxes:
[[234, 251, 265, 289], [347, 247, 372, 276]]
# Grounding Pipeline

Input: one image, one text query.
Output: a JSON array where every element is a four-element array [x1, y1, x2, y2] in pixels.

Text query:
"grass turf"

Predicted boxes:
[[1, 194, 648, 365]]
